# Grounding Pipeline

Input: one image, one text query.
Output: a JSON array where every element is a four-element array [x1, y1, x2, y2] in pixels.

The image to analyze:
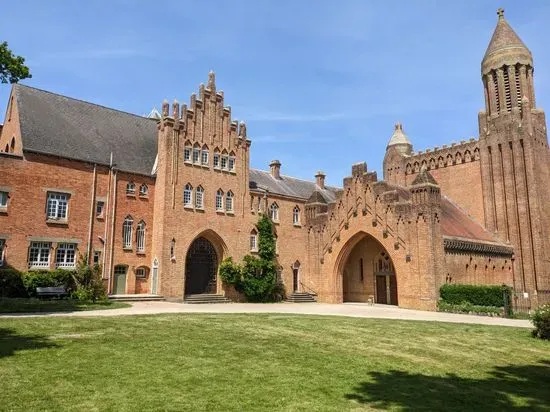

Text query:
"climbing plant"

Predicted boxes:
[[219, 214, 284, 302]]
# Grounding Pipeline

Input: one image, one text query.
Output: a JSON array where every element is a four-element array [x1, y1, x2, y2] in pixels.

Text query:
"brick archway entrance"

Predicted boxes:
[[184, 237, 218, 295], [339, 233, 399, 305]]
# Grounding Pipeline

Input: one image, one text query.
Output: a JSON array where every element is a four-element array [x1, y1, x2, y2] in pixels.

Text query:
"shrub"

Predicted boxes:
[[71, 259, 106, 302], [219, 215, 285, 302], [438, 301, 502, 316], [531, 304, 550, 340], [23, 269, 76, 297], [440, 284, 512, 307], [0, 268, 27, 298]]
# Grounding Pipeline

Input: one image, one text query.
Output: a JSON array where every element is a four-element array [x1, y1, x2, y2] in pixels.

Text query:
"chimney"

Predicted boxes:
[[270, 160, 281, 179], [315, 171, 326, 189]]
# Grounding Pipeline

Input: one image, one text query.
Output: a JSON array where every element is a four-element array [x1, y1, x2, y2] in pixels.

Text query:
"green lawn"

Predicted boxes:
[[0, 298, 130, 313], [0, 314, 548, 411]]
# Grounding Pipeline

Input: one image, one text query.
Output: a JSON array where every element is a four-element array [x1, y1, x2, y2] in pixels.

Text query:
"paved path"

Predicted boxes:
[[1, 301, 532, 328]]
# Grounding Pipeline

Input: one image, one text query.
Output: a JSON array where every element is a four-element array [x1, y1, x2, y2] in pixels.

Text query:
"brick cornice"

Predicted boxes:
[[443, 236, 513, 257]]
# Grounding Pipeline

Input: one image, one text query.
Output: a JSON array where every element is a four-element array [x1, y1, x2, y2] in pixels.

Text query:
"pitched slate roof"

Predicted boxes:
[[249, 169, 339, 202], [14, 84, 158, 175]]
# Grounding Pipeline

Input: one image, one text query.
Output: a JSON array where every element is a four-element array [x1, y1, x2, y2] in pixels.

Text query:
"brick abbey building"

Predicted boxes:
[[0, 10, 549, 310]]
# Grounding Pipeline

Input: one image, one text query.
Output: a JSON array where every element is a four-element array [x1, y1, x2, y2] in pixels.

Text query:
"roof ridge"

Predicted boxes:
[[250, 168, 340, 190], [14, 84, 156, 122]]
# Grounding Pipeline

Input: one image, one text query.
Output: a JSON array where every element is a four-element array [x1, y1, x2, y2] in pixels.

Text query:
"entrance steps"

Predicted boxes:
[[286, 292, 316, 303], [109, 294, 165, 302], [184, 294, 231, 304]]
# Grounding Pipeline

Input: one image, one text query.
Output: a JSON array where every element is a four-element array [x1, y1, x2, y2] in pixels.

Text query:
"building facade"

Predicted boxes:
[[0, 10, 548, 310]]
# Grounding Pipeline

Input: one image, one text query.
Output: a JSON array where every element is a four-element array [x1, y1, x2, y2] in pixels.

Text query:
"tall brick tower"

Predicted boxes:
[[478, 9, 550, 301]]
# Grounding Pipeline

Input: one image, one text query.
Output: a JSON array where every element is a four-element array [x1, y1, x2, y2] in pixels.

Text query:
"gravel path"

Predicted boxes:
[[0, 301, 532, 328]]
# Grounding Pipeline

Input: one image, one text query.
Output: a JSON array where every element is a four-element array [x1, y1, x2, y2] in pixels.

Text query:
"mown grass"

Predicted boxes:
[[0, 314, 548, 411], [0, 298, 130, 313]]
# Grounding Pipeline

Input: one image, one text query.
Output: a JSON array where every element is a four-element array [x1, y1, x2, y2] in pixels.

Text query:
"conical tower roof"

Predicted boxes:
[[482, 9, 532, 75], [387, 122, 412, 155]]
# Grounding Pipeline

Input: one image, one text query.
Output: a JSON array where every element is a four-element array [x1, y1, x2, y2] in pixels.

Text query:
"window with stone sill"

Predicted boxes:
[[213, 151, 220, 169], [93, 250, 101, 265], [201, 148, 209, 166], [250, 231, 258, 252], [29, 241, 51, 268], [139, 184, 148, 197], [123, 216, 133, 249], [225, 191, 234, 212], [126, 182, 135, 195], [184, 146, 192, 162], [136, 267, 147, 279], [216, 189, 224, 211], [184, 183, 193, 207], [136, 221, 146, 253], [192, 147, 201, 164], [228, 154, 236, 172], [270, 202, 279, 222], [221, 155, 228, 170], [195, 186, 204, 209], [293, 206, 300, 225], [96, 200, 105, 218], [46, 192, 68, 220], [55, 243, 76, 269]]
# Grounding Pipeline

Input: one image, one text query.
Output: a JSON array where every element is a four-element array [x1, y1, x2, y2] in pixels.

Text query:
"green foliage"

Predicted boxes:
[[531, 304, 550, 340], [438, 301, 503, 316], [219, 215, 285, 302], [23, 269, 76, 297], [440, 284, 512, 308], [71, 257, 107, 302], [0, 268, 27, 298], [0, 41, 32, 84]]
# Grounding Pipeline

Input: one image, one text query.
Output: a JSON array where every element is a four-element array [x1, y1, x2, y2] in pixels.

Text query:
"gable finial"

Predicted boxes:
[[497, 8, 504, 19], [207, 70, 216, 91]]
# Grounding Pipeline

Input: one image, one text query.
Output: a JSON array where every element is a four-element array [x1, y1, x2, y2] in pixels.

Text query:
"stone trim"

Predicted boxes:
[[26, 236, 82, 244], [443, 237, 513, 257], [0, 186, 12, 192], [42, 187, 74, 195]]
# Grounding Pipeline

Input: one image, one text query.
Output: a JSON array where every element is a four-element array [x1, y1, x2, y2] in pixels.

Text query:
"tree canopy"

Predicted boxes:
[[0, 41, 31, 84]]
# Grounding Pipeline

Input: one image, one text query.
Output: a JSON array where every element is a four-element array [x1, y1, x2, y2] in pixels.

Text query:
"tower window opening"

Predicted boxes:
[[515, 64, 522, 109], [492, 71, 500, 113], [503, 67, 512, 112]]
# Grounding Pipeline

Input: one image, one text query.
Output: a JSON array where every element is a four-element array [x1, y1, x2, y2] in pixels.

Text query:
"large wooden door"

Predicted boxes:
[[185, 237, 218, 295], [376, 275, 387, 304]]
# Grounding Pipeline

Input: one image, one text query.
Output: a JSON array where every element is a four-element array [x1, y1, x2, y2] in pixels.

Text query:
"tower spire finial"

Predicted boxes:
[[497, 8, 504, 19]]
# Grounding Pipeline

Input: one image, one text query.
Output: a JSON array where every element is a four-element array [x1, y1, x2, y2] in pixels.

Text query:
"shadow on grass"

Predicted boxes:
[[0, 328, 58, 359], [0, 298, 128, 314], [346, 360, 550, 411]]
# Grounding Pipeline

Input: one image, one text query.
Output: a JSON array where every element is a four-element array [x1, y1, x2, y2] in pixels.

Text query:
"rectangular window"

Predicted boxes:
[[0, 191, 8, 208], [213, 153, 220, 168], [228, 157, 235, 171], [29, 242, 51, 268], [221, 155, 228, 170], [136, 267, 146, 279], [46, 192, 68, 220], [184, 147, 191, 162], [0, 239, 5, 266], [96, 201, 105, 218], [56, 243, 76, 268], [93, 250, 101, 265], [201, 150, 209, 165], [193, 148, 200, 164], [250, 235, 257, 252]]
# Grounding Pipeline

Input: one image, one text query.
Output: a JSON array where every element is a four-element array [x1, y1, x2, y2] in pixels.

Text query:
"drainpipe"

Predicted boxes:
[[86, 164, 97, 264], [107, 170, 118, 294], [102, 153, 113, 280]]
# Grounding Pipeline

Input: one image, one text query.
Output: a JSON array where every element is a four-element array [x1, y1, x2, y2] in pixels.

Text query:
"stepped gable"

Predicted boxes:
[[249, 169, 339, 201], [13, 84, 158, 175]]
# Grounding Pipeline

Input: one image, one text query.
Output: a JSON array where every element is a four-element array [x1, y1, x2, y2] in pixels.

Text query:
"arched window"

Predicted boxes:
[[10, 138, 15, 153], [201, 145, 209, 165], [136, 221, 146, 253], [216, 189, 224, 211], [213, 148, 220, 169], [170, 239, 176, 260], [250, 229, 258, 252], [139, 184, 148, 197], [184, 183, 193, 206], [123, 216, 133, 249], [193, 143, 201, 164], [225, 191, 234, 212], [184, 141, 192, 162], [228, 151, 236, 171], [195, 186, 204, 209], [293, 206, 300, 225], [221, 150, 228, 170], [270, 202, 279, 222], [126, 182, 135, 195]]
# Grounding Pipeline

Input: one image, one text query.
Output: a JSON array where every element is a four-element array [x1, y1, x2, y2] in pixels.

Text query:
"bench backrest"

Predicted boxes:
[[36, 286, 66, 293]]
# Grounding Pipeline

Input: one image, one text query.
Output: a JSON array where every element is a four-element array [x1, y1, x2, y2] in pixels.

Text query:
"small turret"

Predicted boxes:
[[387, 122, 412, 156]]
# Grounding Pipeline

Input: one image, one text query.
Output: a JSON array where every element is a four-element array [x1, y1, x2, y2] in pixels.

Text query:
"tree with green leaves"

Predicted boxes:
[[219, 214, 285, 302], [0, 41, 31, 84]]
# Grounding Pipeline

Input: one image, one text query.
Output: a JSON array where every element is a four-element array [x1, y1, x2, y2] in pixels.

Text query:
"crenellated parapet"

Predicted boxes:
[[404, 138, 480, 176]]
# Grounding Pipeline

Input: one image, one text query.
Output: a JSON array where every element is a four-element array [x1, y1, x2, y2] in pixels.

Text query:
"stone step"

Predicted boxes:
[[286, 292, 316, 303], [109, 294, 165, 302], [184, 294, 231, 304]]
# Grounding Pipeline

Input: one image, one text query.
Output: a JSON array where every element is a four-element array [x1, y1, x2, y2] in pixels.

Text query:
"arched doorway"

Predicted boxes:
[[341, 234, 398, 305], [185, 237, 218, 295]]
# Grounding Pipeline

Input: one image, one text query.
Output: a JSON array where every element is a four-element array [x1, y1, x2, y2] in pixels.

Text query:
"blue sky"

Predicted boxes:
[[1, 0, 549, 185]]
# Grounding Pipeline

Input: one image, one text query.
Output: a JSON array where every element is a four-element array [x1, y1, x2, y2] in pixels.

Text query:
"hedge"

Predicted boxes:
[[0, 268, 78, 298], [0, 268, 28, 298], [440, 284, 512, 307]]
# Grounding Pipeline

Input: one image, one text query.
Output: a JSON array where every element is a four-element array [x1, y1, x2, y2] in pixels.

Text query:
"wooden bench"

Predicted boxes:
[[36, 286, 68, 299]]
